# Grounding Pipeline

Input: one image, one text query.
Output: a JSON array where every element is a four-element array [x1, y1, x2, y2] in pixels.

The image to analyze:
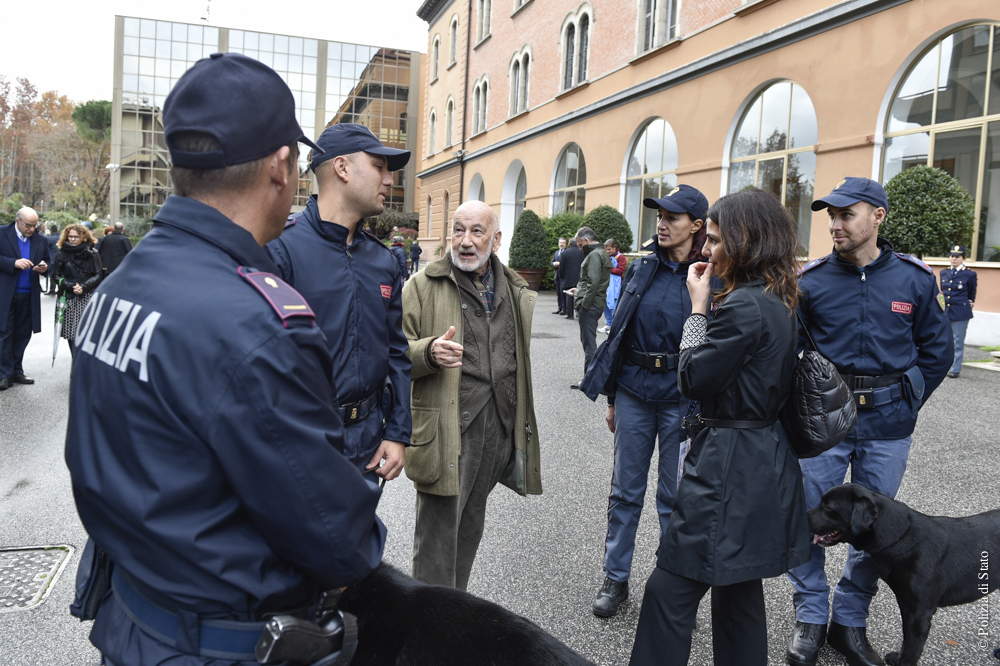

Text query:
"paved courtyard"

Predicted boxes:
[[1, 290, 998, 665]]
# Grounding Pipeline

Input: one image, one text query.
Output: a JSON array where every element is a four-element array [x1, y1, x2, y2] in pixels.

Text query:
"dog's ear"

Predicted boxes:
[[849, 493, 877, 536]]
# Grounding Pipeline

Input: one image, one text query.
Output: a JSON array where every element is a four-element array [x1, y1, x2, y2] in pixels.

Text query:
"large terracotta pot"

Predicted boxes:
[[513, 268, 546, 291]]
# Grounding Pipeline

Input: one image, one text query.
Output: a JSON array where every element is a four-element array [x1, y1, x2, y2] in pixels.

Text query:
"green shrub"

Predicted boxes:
[[882, 165, 974, 258], [122, 215, 154, 239], [539, 211, 586, 290], [508, 209, 550, 270], [42, 211, 86, 231], [585, 204, 633, 253]]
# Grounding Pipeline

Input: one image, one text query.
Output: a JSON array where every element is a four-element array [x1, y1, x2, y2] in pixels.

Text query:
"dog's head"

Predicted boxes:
[[807, 484, 878, 548]]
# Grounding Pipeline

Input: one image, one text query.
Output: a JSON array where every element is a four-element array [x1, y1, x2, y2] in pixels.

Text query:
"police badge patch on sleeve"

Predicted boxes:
[[937, 293, 946, 311]]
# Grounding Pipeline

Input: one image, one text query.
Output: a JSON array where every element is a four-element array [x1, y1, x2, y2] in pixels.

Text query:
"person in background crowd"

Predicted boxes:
[[1, 206, 50, 390], [580, 185, 709, 619], [558, 238, 584, 321], [401, 200, 541, 591], [552, 236, 568, 315], [65, 52, 385, 666], [267, 122, 412, 486], [50, 224, 104, 358], [410, 239, 423, 275], [631, 188, 809, 666], [940, 244, 977, 378], [786, 177, 951, 666], [391, 235, 408, 279], [96, 222, 134, 276], [44, 224, 61, 293], [601, 238, 627, 334], [569, 227, 611, 389]]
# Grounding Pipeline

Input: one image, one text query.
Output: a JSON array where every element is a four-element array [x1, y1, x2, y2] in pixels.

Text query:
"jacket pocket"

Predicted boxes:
[[404, 407, 442, 485]]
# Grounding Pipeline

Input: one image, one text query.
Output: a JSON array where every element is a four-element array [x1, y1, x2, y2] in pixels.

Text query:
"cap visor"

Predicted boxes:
[[643, 197, 686, 214], [811, 192, 861, 211], [365, 146, 411, 171], [300, 135, 324, 155]]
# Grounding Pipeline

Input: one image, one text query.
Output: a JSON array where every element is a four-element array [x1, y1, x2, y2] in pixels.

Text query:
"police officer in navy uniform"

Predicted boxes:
[[266, 123, 412, 484], [940, 245, 977, 378], [65, 53, 386, 665], [579, 184, 710, 618], [785, 177, 951, 666]]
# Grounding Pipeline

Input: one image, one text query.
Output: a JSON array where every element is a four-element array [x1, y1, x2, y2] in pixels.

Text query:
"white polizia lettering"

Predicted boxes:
[[78, 296, 161, 383]]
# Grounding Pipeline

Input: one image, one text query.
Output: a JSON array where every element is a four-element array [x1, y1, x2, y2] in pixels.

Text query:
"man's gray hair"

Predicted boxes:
[[393, 235, 404, 242], [114, 222, 124, 232], [14, 207, 31, 223], [576, 226, 597, 242]]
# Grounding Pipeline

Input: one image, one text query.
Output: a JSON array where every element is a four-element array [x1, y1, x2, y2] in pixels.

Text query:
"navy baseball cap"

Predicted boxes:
[[643, 184, 709, 221], [811, 177, 889, 213], [164, 52, 322, 169], [310, 123, 411, 172], [949, 245, 967, 256]]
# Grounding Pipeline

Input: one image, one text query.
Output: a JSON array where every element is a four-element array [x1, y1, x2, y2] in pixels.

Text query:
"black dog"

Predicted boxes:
[[339, 562, 596, 666], [809, 483, 1000, 666]]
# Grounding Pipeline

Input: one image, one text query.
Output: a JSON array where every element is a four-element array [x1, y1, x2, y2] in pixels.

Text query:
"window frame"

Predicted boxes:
[[639, 0, 678, 55], [432, 35, 440, 81], [449, 16, 459, 65], [552, 142, 587, 215], [624, 117, 680, 243]]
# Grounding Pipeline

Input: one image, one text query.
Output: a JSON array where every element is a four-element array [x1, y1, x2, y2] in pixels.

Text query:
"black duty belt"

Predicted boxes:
[[341, 388, 382, 426], [840, 371, 905, 410], [625, 348, 677, 372], [700, 413, 780, 429]]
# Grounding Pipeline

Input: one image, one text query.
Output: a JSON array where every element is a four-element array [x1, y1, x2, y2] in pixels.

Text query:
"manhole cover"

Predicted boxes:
[[531, 332, 563, 339], [0, 546, 74, 613]]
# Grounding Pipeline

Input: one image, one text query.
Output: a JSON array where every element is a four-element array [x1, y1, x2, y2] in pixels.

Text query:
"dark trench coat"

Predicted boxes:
[[658, 280, 810, 586]]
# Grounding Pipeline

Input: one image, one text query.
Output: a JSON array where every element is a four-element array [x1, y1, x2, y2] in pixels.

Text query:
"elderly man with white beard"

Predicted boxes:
[[400, 200, 543, 590]]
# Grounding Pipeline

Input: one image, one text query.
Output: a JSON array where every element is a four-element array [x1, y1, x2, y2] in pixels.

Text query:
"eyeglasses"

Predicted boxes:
[[21, 222, 38, 229]]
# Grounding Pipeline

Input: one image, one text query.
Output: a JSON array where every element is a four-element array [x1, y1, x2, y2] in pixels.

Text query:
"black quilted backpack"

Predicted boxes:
[[780, 312, 858, 458]]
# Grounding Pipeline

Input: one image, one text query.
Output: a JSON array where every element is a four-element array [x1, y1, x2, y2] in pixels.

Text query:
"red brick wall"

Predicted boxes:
[[681, 0, 743, 34]]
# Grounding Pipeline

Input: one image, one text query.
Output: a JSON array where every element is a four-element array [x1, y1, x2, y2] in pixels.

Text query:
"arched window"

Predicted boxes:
[[432, 36, 440, 80], [520, 53, 530, 112], [480, 81, 488, 131], [450, 17, 458, 64], [729, 81, 818, 254], [428, 110, 436, 154], [515, 167, 527, 220], [511, 60, 521, 116], [641, 0, 678, 53], [473, 88, 481, 135], [477, 0, 492, 42], [553, 143, 586, 214], [883, 22, 1000, 261], [444, 191, 451, 233], [446, 99, 454, 147], [578, 14, 590, 83], [564, 24, 576, 90], [427, 196, 434, 237], [625, 118, 680, 242]]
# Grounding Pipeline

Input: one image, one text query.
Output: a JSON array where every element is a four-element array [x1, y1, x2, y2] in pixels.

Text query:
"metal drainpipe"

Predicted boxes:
[[458, 0, 472, 204]]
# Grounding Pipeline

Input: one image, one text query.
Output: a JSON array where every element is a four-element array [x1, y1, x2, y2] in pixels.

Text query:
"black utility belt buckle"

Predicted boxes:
[[646, 353, 673, 372], [854, 389, 876, 410]]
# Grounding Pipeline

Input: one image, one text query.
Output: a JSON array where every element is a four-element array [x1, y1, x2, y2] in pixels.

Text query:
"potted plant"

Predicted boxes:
[[508, 209, 549, 290]]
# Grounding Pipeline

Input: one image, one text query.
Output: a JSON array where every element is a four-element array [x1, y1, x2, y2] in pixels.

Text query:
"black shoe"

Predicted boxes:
[[827, 622, 883, 666], [570, 383, 581, 390], [947, 371, 960, 378], [0, 378, 10, 390], [592, 577, 628, 617], [11, 374, 34, 385], [552, 310, 565, 315], [787, 621, 827, 666]]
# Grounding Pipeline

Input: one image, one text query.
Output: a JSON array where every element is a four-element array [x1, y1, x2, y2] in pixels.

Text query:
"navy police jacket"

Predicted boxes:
[[798, 239, 952, 439], [940, 265, 977, 321], [65, 196, 386, 628], [266, 195, 412, 461], [581, 238, 720, 406]]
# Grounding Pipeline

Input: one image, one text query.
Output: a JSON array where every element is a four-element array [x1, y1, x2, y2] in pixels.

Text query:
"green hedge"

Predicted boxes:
[[585, 204, 633, 253], [508, 209, 550, 269], [883, 165, 974, 258]]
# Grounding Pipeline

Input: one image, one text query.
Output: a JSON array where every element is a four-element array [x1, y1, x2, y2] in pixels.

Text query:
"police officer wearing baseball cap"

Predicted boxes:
[[266, 123, 412, 485], [65, 53, 386, 665], [940, 244, 977, 378], [785, 177, 951, 666], [579, 184, 714, 617]]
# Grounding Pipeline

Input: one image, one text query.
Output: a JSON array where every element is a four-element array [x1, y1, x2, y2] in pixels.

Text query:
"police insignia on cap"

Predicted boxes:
[[952, 246, 960, 253], [835, 178, 846, 189], [667, 187, 681, 197]]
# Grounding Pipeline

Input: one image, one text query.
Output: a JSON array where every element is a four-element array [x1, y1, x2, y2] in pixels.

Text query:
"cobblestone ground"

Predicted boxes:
[[1, 291, 998, 665]]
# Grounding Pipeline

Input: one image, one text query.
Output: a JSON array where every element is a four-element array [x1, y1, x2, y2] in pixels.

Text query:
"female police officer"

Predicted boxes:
[[579, 184, 709, 618]]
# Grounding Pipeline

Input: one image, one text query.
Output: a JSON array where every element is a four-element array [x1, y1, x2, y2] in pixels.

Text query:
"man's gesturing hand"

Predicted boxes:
[[430, 326, 463, 368]]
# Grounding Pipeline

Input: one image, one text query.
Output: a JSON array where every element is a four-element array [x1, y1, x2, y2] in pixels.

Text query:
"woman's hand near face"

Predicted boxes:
[[687, 262, 713, 315]]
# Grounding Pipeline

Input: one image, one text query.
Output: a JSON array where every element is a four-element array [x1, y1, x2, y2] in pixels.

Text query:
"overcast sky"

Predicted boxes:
[[3, 0, 428, 104]]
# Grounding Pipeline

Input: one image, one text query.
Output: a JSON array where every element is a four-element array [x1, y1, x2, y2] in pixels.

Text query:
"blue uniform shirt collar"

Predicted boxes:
[[302, 195, 367, 246], [153, 195, 279, 273]]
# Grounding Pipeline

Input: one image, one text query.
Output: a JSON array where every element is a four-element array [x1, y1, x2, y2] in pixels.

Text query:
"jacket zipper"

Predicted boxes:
[[859, 267, 867, 360]]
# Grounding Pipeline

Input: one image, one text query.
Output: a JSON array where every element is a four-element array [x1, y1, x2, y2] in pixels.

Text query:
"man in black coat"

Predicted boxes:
[[44, 225, 61, 293], [96, 222, 133, 275], [551, 237, 568, 314], [0, 207, 50, 389], [557, 238, 584, 320]]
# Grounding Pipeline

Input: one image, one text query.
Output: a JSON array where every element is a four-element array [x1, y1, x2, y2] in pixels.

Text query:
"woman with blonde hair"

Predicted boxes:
[[51, 224, 104, 357]]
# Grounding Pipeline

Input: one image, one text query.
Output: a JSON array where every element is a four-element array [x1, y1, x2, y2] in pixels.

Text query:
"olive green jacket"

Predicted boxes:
[[401, 254, 542, 497], [574, 243, 611, 312]]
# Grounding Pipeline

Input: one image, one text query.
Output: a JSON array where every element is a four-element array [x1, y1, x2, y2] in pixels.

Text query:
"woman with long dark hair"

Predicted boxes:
[[579, 184, 710, 618], [51, 224, 103, 357], [629, 188, 810, 665]]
